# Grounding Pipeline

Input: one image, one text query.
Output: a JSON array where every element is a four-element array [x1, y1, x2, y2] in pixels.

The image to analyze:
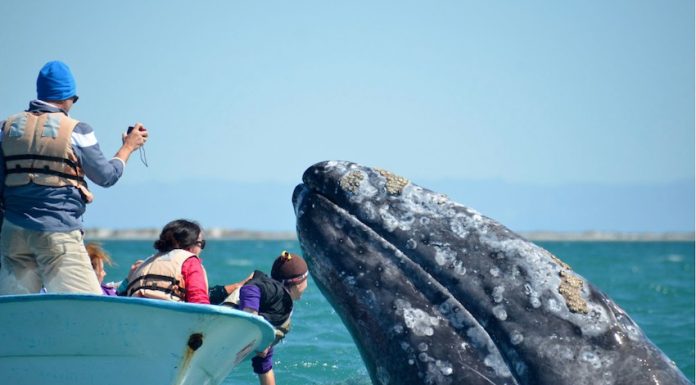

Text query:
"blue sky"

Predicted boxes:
[[0, 1, 693, 232]]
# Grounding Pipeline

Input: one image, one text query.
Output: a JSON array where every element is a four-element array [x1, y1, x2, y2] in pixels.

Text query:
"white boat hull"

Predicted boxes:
[[0, 294, 275, 385]]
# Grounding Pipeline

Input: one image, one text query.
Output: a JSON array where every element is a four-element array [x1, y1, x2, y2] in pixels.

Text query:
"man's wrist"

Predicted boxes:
[[111, 157, 126, 169]]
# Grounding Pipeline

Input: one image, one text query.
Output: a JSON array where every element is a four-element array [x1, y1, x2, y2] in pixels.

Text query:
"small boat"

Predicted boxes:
[[0, 294, 275, 385]]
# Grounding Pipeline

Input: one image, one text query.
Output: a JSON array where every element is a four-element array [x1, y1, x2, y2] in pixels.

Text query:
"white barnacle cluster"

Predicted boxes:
[[492, 305, 508, 321], [507, 246, 612, 337], [409, 350, 455, 384], [487, 238, 561, 310], [449, 211, 490, 240], [544, 294, 610, 337], [322, 161, 348, 181], [452, 260, 467, 276], [431, 241, 466, 272], [378, 205, 401, 232], [424, 359, 454, 384], [400, 184, 453, 220], [433, 244, 457, 267], [488, 237, 608, 335], [435, 360, 453, 376], [324, 160, 345, 170], [574, 303, 611, 337], [354, 174, 379, 203], [400, 340, 418, 367], [395, 298, 439, 337], [576, 346, 620, 384], [449, 215, 470, 239], [537, 334, 575, 362], [524, 283, 542, 309], [534, 334, 620, 384], [547, 298, 563, 313], [579, 348, 603, 369], [377, 203, 416, 233], [358, 201, 378, 222], [492, 285, 505, 303], [510, 330, 524, 345]]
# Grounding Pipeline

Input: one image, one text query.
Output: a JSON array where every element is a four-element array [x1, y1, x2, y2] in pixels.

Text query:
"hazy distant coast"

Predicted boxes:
[[84, 228, 695, 242], [517, 231, 694, 242], [84, 228, 297, 241]]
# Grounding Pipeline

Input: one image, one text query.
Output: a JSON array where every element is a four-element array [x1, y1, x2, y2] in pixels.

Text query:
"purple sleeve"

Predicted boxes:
[[101, 285, 118, 296], [251, 346, 274, 374], [238, 284, 261, 312]]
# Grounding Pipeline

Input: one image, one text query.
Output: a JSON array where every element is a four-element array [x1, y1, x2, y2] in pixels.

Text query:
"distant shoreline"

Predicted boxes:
[[84, 228, 695, 242]]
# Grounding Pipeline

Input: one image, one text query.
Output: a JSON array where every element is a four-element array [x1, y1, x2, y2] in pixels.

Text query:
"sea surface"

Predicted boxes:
[[95, 239, 695, 384]]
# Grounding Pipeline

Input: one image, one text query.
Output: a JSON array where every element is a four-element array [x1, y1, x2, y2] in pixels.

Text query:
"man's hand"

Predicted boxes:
[[122, 122, 148, 150], [115, 122, 149, 163]]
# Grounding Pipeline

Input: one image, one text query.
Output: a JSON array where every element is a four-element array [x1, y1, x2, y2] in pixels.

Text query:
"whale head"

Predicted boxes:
[[292, 160, 689, 385]]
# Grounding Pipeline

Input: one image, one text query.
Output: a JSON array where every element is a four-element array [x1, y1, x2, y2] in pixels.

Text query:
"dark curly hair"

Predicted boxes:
[[154, 219, 202, 253]]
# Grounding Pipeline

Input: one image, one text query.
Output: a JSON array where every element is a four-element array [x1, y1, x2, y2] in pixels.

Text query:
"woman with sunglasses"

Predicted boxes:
[[124, 219, 210, 304]]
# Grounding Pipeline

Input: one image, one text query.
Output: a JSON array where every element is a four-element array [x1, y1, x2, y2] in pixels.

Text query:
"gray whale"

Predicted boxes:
[[292, 160, 690, 385]]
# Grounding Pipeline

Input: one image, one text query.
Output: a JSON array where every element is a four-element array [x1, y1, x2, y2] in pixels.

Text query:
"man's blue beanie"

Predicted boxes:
[[36, 61, 77, 101]]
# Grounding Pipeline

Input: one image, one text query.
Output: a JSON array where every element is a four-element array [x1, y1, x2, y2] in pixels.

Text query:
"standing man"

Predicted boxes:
[[0, 60, 148, 294]]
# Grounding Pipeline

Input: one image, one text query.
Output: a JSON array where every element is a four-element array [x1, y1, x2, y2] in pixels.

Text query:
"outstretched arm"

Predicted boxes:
[[208, 272, 254, 304], [224, 272, 254, 294]]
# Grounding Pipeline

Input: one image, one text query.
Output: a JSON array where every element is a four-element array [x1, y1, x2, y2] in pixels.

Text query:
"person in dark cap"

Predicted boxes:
[[226, 250, 309, 385], [0, 60, 149, 295]]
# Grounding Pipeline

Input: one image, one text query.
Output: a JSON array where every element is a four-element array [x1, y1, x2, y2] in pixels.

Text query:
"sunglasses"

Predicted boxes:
[[195, 240, 206, 249]]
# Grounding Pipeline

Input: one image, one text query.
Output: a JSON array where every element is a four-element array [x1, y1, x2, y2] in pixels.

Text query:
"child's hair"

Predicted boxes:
[[86, 242, 113, 269]]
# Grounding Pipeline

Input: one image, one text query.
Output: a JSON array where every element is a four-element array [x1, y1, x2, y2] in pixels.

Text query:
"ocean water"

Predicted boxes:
[[96, 239, 695, 384]]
